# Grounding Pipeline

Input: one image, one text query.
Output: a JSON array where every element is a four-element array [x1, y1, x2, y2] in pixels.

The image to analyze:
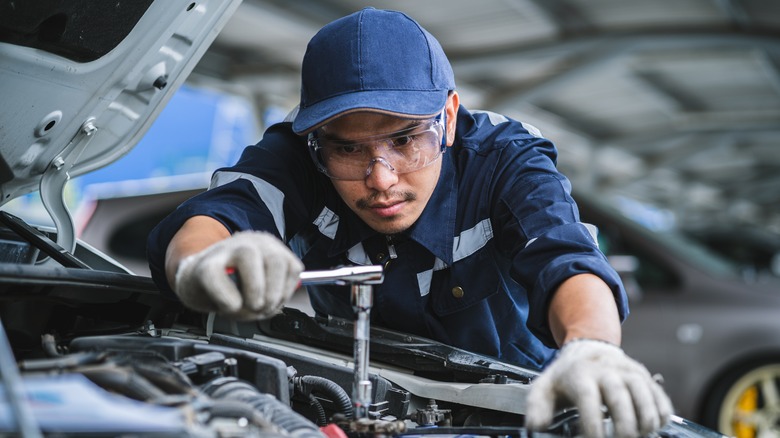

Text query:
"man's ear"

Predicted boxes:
[[445, 91, 459, 146]]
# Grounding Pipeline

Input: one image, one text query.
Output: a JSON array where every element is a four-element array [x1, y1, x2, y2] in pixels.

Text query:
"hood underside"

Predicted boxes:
[[0, 0, 241, 252]]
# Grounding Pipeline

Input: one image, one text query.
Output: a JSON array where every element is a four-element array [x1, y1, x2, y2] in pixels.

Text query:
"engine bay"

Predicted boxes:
[[0, 215, 719, 437]]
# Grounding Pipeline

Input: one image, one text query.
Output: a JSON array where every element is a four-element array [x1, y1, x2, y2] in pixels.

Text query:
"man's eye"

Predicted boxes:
[[335, 144, 362, 155], [391, 135, 415, 148]]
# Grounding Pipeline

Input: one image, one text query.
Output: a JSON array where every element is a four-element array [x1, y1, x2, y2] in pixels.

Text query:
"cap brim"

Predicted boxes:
[[292, 89, 448, 135]]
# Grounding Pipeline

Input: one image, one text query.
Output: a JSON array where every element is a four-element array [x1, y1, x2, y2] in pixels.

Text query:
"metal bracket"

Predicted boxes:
[[39, 119, 98, 257]]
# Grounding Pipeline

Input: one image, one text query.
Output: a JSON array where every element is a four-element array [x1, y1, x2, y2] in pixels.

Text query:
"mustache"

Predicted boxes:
[[356, 191, 417, 210]]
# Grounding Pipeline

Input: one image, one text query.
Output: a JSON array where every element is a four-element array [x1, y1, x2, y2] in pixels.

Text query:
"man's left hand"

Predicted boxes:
[[524, 338, 673, 438]]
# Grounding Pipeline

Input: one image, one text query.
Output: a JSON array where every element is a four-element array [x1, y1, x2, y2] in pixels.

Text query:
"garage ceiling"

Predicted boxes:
[[190, 0, 780, 233]]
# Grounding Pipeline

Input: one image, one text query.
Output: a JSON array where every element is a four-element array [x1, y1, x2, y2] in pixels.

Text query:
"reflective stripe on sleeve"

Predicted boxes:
[[210, 171, 286, 238]]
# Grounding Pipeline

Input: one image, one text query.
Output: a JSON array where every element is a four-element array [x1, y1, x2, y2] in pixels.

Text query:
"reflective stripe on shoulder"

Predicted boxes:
[[524, 222, 600, 249], [582, 222, 599, 248], [210, 171, 286, 238], [472, 109, 509, 126], [520, 122, 542, 138], [453, 218, 493, 262], [471, 110, 543, 137]]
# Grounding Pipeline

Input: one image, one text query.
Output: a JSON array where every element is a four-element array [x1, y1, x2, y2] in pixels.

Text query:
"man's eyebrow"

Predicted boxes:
[[321, 120, 425, 143]]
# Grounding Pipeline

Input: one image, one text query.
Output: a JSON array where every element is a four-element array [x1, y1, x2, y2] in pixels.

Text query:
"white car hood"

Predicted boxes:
[[0, 0, 241, 252]]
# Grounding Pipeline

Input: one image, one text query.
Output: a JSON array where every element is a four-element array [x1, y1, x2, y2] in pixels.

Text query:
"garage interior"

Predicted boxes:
[[188, 0, 780, 238], [2, 1, 780, 435]]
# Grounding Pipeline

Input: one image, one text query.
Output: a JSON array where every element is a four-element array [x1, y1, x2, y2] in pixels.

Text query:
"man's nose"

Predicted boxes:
[[364, 157, 398, 191]]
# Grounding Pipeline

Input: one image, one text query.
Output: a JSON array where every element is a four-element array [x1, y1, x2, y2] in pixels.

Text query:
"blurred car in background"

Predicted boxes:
[[683, 225, 780, 281], [575, 191, 780, 437]]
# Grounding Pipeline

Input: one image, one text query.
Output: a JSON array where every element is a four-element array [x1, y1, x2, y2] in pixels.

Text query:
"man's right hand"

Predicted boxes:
[[173, 230, 304, 320]]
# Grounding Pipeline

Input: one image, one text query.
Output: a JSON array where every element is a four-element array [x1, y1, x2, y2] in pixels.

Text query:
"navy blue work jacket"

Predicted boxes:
[[147, 106, 628, 370]]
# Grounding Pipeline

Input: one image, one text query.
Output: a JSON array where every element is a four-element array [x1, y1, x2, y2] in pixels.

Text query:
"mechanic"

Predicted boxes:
[[147, 7, 672, 438]]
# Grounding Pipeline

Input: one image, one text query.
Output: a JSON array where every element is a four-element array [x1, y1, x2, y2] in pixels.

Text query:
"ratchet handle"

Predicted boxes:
[[225, 265, 384, 287]]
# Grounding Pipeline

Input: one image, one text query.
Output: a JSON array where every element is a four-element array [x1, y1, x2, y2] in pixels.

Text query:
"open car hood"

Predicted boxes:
[[0, 0, 241, 252]]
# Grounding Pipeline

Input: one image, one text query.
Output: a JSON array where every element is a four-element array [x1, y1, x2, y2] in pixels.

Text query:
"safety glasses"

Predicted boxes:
[[308, 115, 445, 181]]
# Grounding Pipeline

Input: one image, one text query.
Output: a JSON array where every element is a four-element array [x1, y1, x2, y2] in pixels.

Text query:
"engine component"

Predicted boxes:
[[410, 399, 451, 427]]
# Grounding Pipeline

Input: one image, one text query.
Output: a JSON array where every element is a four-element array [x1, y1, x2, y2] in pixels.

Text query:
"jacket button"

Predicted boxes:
[[451, 286, 464, 298]]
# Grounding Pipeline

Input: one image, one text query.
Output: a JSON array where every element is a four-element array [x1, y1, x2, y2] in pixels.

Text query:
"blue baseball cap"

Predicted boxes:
[[292, 8, 455, 135]]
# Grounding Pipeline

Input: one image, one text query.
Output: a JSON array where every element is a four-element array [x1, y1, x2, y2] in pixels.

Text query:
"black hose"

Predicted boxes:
[[307, 393, 327, 426], [203, 398, 285, 433], [80, 365, 168, 401], [41, 333, 61, 357], [202, 377, 325, 438], [294, 375, 353, 420], [18, 351, 105, 372], [131, 360, 197, 396]]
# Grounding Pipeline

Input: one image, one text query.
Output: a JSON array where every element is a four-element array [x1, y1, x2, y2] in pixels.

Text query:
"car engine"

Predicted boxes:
[[0, 217, 720, 437]]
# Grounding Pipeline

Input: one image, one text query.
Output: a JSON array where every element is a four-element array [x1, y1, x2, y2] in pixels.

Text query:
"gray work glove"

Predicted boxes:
[[525, 339, 673, 438], [174, 231, 304, 320]]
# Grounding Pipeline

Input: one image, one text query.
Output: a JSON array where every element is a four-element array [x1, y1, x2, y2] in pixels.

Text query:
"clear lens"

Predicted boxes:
[[309, 120, 444, 180]]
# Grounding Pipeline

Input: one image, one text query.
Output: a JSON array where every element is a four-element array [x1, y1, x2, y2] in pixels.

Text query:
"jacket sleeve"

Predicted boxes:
[[490, 135, 629, 348], [145, 122, 321, 296]]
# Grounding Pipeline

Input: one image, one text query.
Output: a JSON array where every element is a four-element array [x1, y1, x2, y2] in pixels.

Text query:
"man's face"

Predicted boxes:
[[320, 93, 458, 235]]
